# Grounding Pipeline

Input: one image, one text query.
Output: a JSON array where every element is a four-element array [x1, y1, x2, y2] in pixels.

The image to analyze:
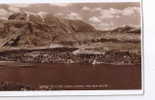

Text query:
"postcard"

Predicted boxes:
[[0, 0, 143, 96]]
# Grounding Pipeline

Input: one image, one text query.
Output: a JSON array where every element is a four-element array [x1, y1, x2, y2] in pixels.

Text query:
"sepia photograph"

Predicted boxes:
[[0, 2, 142, 92]]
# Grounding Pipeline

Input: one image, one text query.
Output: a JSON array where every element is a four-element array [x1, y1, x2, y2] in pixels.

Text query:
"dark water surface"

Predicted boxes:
[[0, 64, 141, 90]]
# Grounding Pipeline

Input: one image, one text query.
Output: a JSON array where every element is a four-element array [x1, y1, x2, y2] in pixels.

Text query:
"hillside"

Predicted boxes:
[[0, 12, 141, 65], [0, 12, 96, 48]]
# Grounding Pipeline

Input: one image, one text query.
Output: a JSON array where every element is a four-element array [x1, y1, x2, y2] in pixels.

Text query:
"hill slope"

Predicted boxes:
[[0, 12, 96, 48]]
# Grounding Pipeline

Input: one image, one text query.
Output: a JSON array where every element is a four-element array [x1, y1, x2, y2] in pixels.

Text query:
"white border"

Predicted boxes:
[[0, 0, 140, 4], [0, 0, 143, 96], [0, 90, 143, 96]]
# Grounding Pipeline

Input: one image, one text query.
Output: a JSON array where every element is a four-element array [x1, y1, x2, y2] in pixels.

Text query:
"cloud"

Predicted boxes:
[[88, 16, 114, 30], [100, 22, 114, 27], [96, 7, 140, 20], [89, 16, 101, 23], [99, 8, 121, 19], [122, 7, 140, 16], [96, 22, 114, 30], [50, 3, 71, 7], [82, 6, 91, 11], [66, 12, 82, 20]]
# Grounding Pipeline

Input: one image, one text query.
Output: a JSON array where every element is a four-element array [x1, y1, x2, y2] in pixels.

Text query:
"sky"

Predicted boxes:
[[0, 3, 141, 30]]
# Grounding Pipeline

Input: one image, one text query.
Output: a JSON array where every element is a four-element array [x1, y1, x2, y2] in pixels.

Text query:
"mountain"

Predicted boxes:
[[0, 12, 96, 48], [110, 25, 140, 33]]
